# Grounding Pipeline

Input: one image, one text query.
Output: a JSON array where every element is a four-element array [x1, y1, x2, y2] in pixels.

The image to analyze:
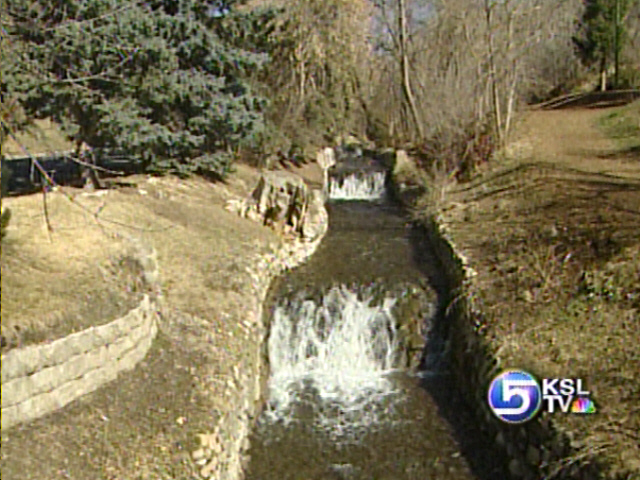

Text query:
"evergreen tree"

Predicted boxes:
[[574, 0, 630, 89], [1, 0, 269, 178]]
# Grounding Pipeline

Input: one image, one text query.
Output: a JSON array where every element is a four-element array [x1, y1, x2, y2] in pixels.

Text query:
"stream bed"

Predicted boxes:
[[244, 172, 506, 480]]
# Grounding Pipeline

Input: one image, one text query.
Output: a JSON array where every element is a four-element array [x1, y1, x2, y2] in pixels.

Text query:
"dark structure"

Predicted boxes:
[[2, 150, 144, 195]]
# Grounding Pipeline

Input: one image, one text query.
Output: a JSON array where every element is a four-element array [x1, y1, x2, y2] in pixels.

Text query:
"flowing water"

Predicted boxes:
[[245, 166, 505, 480], [328, 171, 387, 201]]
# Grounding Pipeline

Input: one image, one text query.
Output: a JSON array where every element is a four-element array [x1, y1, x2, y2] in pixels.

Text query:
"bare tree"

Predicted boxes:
[[253, 0, 374, 151], [398, 0, 424, 141], [368, 0, 583, 174]]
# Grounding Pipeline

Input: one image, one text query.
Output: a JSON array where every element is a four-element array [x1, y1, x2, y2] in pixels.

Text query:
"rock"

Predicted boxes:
[[526, 445, 541, 466], [394, 150, 413, 175], [551, 434, 568, 457], [521, 290, 534, 303], [509, 458, 524, 478], [192, 448, 206, 461], [302, 189, 328, 242], [316, 147, 336, 171], [200, 458, 218, 478], [241, 172, 310, 238]]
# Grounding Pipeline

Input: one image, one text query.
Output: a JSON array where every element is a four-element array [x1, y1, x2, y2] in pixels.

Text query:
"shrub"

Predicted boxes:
[[1, 207, 10, 241]]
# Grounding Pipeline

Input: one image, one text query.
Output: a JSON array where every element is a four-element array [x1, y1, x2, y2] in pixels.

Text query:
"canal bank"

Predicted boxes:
[[1, 164, 330, 480], [388, 104, 640, 480]]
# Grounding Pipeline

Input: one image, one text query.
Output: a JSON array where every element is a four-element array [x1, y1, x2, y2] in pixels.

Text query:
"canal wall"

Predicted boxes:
[[191, 185, 329, 480], [388, 151, 610, 480]]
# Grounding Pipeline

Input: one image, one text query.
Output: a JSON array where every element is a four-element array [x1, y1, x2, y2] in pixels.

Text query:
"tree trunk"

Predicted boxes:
[[485, 0, 504, 145], [398, 0, 424, 142], [614, 0, 620, 89], [600, 55, 607, 92], [504, 65, 519, 141], [76, 140, 102, 190]]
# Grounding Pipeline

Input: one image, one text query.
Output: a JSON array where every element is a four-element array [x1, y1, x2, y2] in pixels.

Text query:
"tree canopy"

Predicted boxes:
[[573, 0, 631, 88], [1, 0, 269, 177]]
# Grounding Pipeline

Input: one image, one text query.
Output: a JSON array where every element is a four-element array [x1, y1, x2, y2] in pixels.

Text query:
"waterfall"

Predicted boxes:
[[327, 171, 387, 201], [263, 285, 402, 440]]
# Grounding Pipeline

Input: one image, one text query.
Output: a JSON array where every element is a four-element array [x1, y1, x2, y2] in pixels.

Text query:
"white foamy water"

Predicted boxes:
[[328, 172, 386, 200], [263, 285, 402, 437]]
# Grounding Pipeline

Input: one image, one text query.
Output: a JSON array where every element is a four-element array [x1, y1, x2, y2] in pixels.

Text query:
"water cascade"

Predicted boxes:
[[263, 285, 402, 440], [245, 155, 506, 479], [327, 171, 387, 201]]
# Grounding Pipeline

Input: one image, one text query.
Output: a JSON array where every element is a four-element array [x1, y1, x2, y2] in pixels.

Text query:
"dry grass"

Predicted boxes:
[[2, 162, 278, 329], [2, 118, 78, 157], [0, 328, 216, 480], [491, 244, 640, 475], [0, 161, 313, 479], [410, 159, 458, 219], [1, 192, 143, 351], [599, 99, 640, 149], [418, 104, 640, 478]]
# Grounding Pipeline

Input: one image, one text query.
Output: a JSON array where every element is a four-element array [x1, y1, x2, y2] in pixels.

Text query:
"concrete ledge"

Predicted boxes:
[[1, 295, 159, 430]]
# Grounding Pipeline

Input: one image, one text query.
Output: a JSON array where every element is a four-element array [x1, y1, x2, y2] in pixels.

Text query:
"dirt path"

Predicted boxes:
[[435, 105, 640, 478], [510, 108, 640, 179]]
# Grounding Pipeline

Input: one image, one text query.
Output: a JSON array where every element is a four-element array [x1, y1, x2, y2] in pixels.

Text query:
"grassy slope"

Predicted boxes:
[[599, 99, 640, 153], [419, 104, 640, 478], [0, 167, 277, 479], [1, 157, 325, 479]]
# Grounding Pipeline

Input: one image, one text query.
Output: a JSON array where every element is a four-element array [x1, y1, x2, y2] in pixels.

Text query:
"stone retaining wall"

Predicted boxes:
[[1, 295, 159, 430], [192, 187, 329, 480], [1, 242, 161, 431]]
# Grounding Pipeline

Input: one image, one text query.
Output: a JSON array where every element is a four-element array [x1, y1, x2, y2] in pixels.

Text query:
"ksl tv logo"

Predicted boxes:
[[488, 370, 597, 424]]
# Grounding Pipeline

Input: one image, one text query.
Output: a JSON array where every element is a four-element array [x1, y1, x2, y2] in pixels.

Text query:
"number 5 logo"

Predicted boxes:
[[488, 370, 542, 424]]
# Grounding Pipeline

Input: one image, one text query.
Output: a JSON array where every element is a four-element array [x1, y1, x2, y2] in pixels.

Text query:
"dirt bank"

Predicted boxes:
[[410, 104, 640, 479]]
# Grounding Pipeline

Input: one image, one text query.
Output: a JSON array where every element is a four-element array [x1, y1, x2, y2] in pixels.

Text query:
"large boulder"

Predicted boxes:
[[250, 172, 308, 236], [228, 171, 327, 240], [393, 149, 414, 177], [301, 189, 328, 242]]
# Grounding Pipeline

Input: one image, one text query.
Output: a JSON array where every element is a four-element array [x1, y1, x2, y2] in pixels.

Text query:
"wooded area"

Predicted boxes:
[[1, 0, 639, 185]]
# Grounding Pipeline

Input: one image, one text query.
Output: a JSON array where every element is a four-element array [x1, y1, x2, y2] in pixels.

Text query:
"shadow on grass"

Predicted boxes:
[[453, 161, 640, 197], [533, 90, 640, 110], [597, 144, 640, 161], [277, 155, 310, 170], [0, 330, 214, 480]]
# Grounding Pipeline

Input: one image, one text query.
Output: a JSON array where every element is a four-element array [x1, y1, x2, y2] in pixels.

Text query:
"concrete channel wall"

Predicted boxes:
[[1, 244, 161, 431], [193, 187, 329, 480]]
